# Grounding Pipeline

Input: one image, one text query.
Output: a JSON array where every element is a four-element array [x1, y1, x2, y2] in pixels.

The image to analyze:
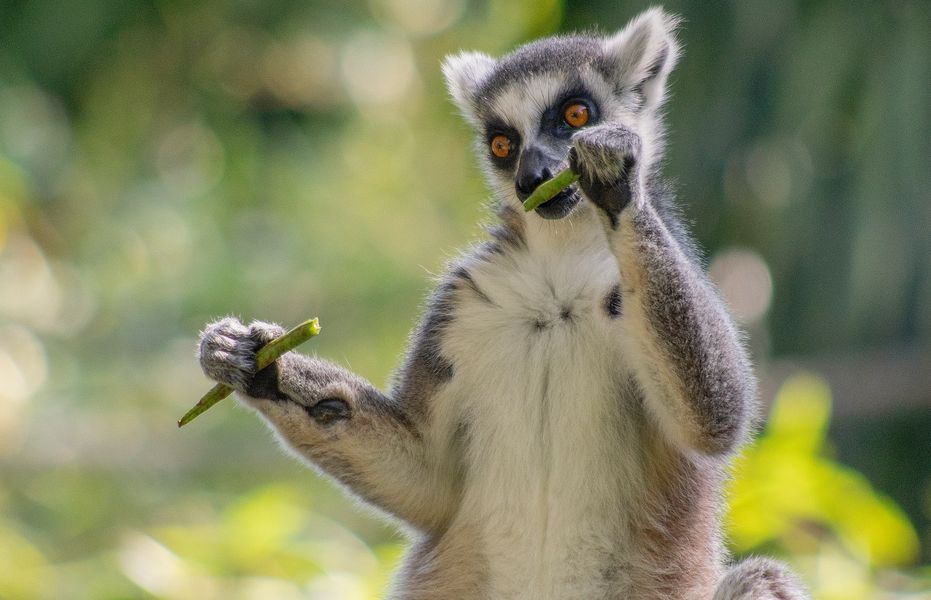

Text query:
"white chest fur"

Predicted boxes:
[[438, 218, 647, 598]]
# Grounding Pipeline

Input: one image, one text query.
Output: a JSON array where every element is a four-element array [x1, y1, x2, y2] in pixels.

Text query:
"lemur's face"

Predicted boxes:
[[475, 44, 607, 220], [444, 11, 679, 219]]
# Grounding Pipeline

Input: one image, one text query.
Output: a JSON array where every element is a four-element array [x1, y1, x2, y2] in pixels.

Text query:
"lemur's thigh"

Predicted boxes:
[[713, 557, 808, 600]]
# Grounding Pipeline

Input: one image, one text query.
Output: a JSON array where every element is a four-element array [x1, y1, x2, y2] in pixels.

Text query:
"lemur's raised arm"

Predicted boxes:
[[570, 123, 755, 456]]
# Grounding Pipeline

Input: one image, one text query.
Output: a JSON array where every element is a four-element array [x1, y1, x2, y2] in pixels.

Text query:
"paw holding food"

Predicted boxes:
[[178, 317, 321, 427]]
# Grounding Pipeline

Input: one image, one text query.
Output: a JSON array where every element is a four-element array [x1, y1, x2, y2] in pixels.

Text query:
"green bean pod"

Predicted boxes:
[[522, 168, 580, 212]]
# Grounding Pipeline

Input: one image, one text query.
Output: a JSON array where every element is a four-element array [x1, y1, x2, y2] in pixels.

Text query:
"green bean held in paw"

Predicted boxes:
[[522, 167, 580, 212], [178, 318, 322, 427]]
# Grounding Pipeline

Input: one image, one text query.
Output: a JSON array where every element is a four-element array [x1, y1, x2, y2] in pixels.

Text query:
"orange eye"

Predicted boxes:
[[563, 103, 590, 128], [490, 135, 512, 158]]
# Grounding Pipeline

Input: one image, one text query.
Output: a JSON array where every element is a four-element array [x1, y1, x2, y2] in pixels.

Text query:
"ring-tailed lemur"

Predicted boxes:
[[198, 8, 808, 599]]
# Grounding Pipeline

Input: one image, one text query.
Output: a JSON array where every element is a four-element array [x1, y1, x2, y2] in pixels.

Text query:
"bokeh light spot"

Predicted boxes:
[[0, 325, 47, 456], [371, 0, 466, 35], [709, 247, 774, 324], [0, 234, 60, 328], [262, 35, 340, 109], [743, 137, 813, 209], [340, 31, 416, 109], [118, 532, 187, 597], [0, 85, 71, 175], [156, 122, 226, 198]]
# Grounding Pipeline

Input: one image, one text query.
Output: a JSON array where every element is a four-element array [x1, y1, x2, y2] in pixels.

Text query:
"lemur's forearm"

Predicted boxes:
[[245, 352, 460, 533], [608, 202, 754, 454], [570, 122, 754, 455]]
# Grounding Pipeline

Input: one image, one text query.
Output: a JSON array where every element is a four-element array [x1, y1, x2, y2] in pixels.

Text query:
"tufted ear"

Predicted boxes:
[[602, 7, 681, 111], [442, 51, 496, 126]]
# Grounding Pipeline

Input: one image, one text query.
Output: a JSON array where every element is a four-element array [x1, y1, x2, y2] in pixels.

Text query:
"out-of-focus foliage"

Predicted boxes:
[[0, 0, 929, 598], [142, 484, 404, 598], [728, 374, 924, 599]]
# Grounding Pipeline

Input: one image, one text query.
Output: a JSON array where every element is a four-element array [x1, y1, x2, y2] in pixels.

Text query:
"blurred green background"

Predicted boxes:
[[1, 0, 929, 598]]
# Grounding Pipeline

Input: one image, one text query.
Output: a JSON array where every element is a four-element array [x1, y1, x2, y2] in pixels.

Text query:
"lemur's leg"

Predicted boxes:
[[198, 314, 461, 534], [713, 557, 809, 600], [571, 123, 755, 455]]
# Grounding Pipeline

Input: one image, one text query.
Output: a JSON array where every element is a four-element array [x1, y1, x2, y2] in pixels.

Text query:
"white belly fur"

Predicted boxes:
[[438, 222, 646, 598]]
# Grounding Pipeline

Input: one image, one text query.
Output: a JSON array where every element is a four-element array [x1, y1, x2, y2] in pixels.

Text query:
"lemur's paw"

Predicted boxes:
[[197, 317, 285, 394], [569, 124, 642, 224]]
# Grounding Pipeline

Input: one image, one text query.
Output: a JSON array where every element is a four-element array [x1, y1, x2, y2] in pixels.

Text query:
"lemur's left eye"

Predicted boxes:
[[563, 102, 590, 128], [490, 135, 512, 158]]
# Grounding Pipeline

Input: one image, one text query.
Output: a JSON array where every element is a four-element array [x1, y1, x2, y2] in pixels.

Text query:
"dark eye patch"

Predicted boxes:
[[484, 119, 521, 169], [541, 87, 599, 138]]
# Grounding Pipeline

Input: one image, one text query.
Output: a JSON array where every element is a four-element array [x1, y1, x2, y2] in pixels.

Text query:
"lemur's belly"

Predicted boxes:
[[440, 246, 645, 598]]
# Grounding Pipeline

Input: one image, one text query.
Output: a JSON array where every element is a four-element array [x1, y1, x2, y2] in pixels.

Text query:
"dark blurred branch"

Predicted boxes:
[[759, 345, 931, 419]]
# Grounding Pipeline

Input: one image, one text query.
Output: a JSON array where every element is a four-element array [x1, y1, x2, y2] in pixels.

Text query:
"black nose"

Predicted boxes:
[[515, 146, 555, 201]]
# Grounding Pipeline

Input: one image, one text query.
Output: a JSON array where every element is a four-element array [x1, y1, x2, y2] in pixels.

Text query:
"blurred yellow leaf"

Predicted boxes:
[[728, 372, 921, 599], [766, 373, 831, 453], [0, 522, 50, 599], [224, 484, 309, 562]]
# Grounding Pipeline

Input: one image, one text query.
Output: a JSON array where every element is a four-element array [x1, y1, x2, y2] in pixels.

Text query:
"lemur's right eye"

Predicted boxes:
[[490, 135, 512, 158], [563, 102, 590, 128]]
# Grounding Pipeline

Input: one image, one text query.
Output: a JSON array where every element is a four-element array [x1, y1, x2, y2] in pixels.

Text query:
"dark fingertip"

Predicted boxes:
[[248, 362, 284, 400]]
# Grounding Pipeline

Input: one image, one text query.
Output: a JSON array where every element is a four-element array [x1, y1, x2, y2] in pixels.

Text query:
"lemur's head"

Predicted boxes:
[[443, 8, 679, 219]]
